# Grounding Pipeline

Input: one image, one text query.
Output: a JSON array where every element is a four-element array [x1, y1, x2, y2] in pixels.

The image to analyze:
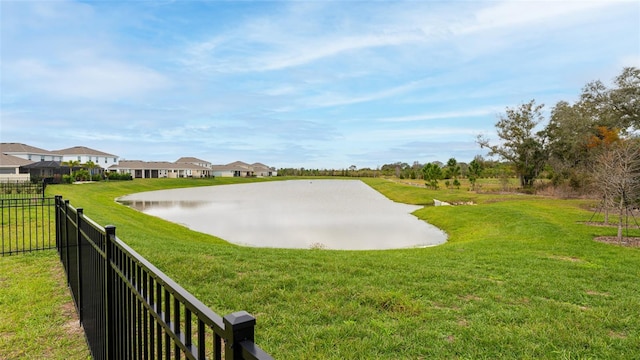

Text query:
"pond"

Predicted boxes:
[[117, 180, 447, 250]]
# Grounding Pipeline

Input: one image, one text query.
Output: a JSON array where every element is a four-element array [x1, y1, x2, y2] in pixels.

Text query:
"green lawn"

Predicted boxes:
[[0, 251, 91, 359], [26, 177, 640, 358]]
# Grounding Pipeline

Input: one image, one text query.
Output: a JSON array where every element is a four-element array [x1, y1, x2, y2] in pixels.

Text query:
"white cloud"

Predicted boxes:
[[378, 107, 502, 123], [456, 0, 618, 35]]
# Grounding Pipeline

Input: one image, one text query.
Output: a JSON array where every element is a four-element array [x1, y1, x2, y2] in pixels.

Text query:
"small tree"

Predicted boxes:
[[84, 160, 98, 181], [422, 163, 443, 189], [467, 156, 484, 191], [444, 158, 461, 180], [592, 138, 640, 242], [62, 160, 80, 176]]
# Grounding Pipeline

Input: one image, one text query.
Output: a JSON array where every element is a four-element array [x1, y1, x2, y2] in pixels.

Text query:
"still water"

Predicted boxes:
[[118, 180, 447, 250]]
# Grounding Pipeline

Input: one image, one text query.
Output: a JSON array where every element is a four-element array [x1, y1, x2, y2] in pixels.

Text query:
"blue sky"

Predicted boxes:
[[1, 1, 638, 169]]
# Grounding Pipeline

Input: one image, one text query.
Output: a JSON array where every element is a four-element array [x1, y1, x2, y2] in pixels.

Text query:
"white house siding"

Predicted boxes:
[[212, 170, 234, 177], [0, 174, 31, 182], [61, 155, 118, 167]]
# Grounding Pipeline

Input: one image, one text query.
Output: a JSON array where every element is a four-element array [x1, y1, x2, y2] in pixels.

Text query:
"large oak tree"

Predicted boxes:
[[477, 100, 547, 188]]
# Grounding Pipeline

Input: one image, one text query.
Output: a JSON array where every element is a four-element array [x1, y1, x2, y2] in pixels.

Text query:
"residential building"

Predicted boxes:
[[53, 146, 119, 168], [211, 161, 277, 177], [20, 161, 72, 182], [252, 162, 277, 177], [0, 143, 63, 162], [176, 157, 212, 169], [212, 161, 254, 177], [109, 160, 211, 178], [0, 153, 32, 182]]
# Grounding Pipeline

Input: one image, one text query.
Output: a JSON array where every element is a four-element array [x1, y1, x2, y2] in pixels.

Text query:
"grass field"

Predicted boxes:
[[0, 251, 90, 359], [5, 176, 640, 359]]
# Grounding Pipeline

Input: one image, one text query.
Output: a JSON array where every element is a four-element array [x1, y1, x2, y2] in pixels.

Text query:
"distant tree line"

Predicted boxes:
[[277, 157, 514, 182], [279, 67, 639, 208], [477, 67, 639, 191]]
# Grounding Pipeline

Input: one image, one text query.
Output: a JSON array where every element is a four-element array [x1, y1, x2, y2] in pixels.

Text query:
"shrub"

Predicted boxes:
[[106, 172, 133, 181]]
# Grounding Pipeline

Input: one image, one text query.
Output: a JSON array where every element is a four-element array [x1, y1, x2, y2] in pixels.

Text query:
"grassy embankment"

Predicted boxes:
[[6, 176, 640, 359]]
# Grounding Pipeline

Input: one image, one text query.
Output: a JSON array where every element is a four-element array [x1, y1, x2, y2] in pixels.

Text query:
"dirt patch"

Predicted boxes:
[[594, 236, 640, 247], [460, 294, 482, 302], [582, 221, 640, 229], [548, 255, 582, 262], [608, 330, 627, 339]]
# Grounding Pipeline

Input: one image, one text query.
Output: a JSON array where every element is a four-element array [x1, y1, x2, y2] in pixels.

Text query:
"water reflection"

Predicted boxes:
[[117, 180, 447, 250], [120, 200, 210, 211]]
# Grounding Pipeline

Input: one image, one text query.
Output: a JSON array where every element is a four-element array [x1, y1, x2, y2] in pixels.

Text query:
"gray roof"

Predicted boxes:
[[176, 157, 210, 164], [53, 146, 117, 157], [0, 143, 56, 155], [212, 161, 275, 172], [0, 153, 34, 167]]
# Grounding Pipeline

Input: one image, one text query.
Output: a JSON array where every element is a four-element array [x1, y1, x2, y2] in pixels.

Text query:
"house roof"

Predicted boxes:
[[251, 162, 273, 170], [0, 143, 56, 155], [0, 153, 34, 167], [53, 146, 117, 157], [227, 161, 252, 168], [176, 157, 210, 164], [212, 161, 275, 172], [212, 161, 254, 172]]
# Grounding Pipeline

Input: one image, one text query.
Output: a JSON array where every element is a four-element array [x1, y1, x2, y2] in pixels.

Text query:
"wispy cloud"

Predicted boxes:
[[1, 0, 637, 168], [378, 107, 502, 123]]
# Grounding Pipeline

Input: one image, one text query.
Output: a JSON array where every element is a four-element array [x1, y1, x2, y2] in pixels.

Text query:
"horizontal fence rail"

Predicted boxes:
[[1, 197, 55, 255], [55, 196, 273, 360]]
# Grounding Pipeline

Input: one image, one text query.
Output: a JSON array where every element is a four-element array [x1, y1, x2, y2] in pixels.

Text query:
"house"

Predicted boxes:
[[109, 160, 212, 179], [211, 161, 277, 177], [175, 157, 211, 169], [252, 162, 277, 177], [0, 153, 32, 182], [20, 161, 73, 183], [212, 161, 254, 177], [0, 143, 63, 162], [53, 146, 119, 168]]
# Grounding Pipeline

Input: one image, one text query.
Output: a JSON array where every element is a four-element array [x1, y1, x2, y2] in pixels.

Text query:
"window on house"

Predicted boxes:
[[28, 155, 32, 160], [41, 156, 45, 161], [77, 156, 81, 161]]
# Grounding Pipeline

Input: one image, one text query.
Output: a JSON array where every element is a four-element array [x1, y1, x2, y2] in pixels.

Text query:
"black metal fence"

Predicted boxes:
[[0, 180, 46, 199], [55, 196, 273, 360], [1, 197, 55, 255]]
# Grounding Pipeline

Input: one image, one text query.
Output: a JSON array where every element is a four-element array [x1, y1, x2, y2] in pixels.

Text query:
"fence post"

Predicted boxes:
[[54, 196, 61, 252], [64, 200, 71, 285], [223, 311, 256, 360], [76, 208, 84, 324], [105, 225, 116, 360]]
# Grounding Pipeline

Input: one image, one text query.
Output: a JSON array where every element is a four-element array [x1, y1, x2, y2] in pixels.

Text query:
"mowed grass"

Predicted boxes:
[[0, 251, 90, 359], [37, 177, 640, 359]]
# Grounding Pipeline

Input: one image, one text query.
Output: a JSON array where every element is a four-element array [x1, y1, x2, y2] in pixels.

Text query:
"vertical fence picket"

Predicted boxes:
[[37, 197, 274, 360], [76, 208, 84, 324]]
